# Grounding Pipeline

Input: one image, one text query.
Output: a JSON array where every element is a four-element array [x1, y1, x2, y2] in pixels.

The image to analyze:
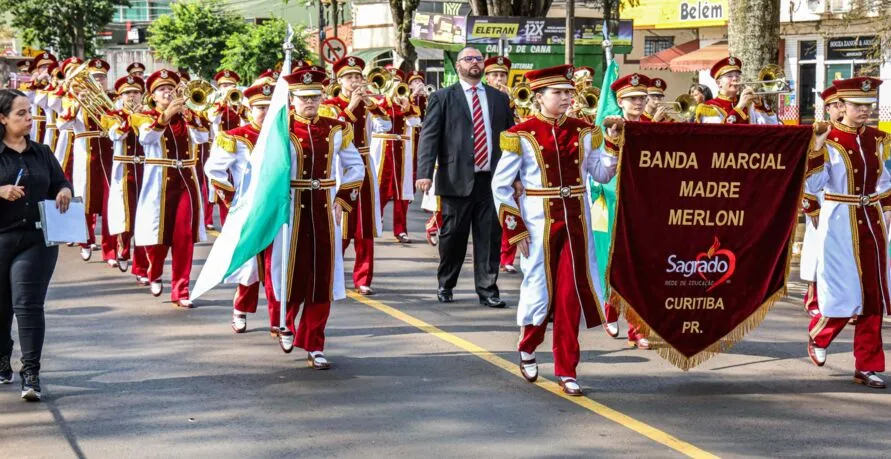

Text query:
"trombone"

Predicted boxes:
[[571, 87, 600, 117], [366, 66, 409, 100], [326, 82, 342, 99], [219, 87, 244, 107], [175, 79, 215, 112], [740, 64, 791, 95], [511, 82, 533, 109], [656, 94, 697, 122]]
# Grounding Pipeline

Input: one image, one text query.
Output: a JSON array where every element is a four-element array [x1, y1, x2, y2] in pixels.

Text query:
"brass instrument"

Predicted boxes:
[[175, 79, 214, 112], [655, 94, 697, 122], [425, 84, 436, 94], [511, 82, 533, 109], [366, 67, 409, 100], [220, 87, 243, 107], [571, 87, 600, 117], [62, 63, 116, 125], [740, 64, 790, 95], [326, 83, 342, 99], [573, 68, 593, 90]]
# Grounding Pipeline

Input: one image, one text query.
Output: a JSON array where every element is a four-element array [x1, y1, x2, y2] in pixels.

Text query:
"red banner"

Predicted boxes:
[[608, 123, 813, 370]]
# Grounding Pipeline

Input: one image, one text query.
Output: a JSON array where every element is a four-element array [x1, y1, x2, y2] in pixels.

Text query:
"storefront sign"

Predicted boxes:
[[622, 0, 728, 29], [412, 13, 467, 44], [826, 35, 878, 60], [466, 17, 632, 47]]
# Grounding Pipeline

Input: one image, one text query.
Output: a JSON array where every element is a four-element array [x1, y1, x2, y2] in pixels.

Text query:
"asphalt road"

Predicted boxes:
[[2, 203, 890, 458]]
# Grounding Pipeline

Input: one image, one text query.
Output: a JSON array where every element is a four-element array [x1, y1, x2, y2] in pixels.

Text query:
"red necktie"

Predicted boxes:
[[471, 86, 488, 170]]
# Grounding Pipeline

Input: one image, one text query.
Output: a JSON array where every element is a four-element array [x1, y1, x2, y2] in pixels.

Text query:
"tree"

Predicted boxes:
[[220, 18, 312, 82], [0, 0, 128, 58], [148, 0, 247, 80], [389, 0, 421, 71], [728, 0, 782, 81], [467, 0, 553, 16]]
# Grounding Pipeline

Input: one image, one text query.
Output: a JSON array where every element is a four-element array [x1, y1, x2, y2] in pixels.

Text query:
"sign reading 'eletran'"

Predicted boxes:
[[608, 123, 813, 370]]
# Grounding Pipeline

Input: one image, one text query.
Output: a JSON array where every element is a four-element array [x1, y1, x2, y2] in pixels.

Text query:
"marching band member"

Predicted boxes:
[[493, 64, 620, 396], [801, 85, 845, 317], [204, 70, 246, 229], [266, 68, 365, 368], [642, 77, 671, 122], [26, 53, 57, 143], [695, 56, 779, 125], [127, 62, 146, 79], [35, 63, 62, 152], [205, 81, 274, 333], [131, 69, 210, 307], [805, 77, 890, 389], [370, 69, 421, 244], [253, 69, 280, 86], [321, 56, 387, 295], [407, 70, 427, 119], [104, 75, 149, 282], [58, 58, 118, 265], [599, 73, 651, 348], [49, 57, 83, 182], [14, 60, 30, 89]]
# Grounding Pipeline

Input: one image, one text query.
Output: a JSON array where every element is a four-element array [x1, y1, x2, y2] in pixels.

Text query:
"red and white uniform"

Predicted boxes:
[[370, 97, 421, 237]]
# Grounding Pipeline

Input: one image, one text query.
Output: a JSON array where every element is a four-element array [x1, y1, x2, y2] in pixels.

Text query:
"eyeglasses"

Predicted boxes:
[[297, 95, 322, 103], [460, 56, 484, 63]]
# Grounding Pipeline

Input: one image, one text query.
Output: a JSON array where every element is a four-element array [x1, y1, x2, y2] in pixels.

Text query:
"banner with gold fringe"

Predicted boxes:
[[607, 122, 813, 370]]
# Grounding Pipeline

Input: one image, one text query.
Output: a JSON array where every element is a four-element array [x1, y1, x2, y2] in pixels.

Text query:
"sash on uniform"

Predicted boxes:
[[608, 123, 813, 370]]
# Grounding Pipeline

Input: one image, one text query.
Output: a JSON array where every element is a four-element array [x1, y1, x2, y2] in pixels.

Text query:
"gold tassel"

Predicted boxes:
[[500, 131, 520, 154]]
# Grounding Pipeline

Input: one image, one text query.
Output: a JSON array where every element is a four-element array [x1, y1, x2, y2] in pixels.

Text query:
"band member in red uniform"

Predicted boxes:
[[26, 53, 57, 143], [203, 70, 246, 229], [695, 56, 779, 125], [805, 77, 890, 389], [494, 64, 620, 395], [58, 58, 118, 265], [321, 56, 386, 295], [104, 75, 149, 281], [598, 73, 652, 348], [370, 69, 421, 244], [642, 77, 672, 122], [267, 68, 365, 368], [131, 69, 210, 307], [205, 82, 273, 332], [48, 57, 83, 183], [407, 70, 428, 119], [127, 62, 146, 79]]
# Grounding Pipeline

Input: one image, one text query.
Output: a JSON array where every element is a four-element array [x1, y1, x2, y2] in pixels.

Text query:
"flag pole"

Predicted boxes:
[[279, 25, 295, 332], [602, 19, 613, 67]]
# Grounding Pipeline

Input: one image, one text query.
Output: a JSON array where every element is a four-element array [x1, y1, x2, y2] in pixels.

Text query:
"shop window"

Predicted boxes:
[[799, 40, 817, 60], [644, 36, 674, 56]]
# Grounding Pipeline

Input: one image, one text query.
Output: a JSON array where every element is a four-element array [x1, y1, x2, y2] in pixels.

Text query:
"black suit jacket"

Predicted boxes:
[[416, 82, 514, 197]]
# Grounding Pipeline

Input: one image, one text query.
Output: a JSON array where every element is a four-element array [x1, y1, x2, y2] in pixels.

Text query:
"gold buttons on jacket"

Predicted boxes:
[[854, 169, 859, 173]]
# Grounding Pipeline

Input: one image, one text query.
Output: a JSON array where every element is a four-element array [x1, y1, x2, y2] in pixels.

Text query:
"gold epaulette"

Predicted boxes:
[[318, 104, 339, 120], [882, 134, 891, 161], [216, 132, 237, 153], [341, 123, 354, 150], [99, 113, 121, 133], [128, 113, 154, 130], [579, 126, 604, 150], [695, 103, 719, 119], [500, 131, 520, 154]]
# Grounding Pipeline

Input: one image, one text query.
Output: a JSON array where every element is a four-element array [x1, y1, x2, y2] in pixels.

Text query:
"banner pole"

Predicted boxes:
[[279, 26, 295, 332]]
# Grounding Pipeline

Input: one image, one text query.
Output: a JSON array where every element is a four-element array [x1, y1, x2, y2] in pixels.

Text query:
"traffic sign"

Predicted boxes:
[[321, 37, 347, 64]]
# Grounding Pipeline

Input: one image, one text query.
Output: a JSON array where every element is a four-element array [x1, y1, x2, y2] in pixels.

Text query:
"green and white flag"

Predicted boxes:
[[190, 76, 293, 301], [589, 59, 622, 296]]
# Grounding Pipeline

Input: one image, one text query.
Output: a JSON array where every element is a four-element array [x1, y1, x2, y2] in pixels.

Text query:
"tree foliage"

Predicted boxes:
[[0, 0, 128, 58], [389, 0, 421, 71], [148, 0, 247, 79], [467, 0, 553, 16], [219, 18, 312, 82]]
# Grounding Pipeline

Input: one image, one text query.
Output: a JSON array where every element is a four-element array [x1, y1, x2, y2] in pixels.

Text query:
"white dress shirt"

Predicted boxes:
[[459, 79, 493, 172]]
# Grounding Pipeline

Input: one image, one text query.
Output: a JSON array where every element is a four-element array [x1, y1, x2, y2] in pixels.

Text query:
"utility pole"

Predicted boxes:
[[318, 0, 326, 64], [332, 0, 339, 39], [565, 0, 575, 65]]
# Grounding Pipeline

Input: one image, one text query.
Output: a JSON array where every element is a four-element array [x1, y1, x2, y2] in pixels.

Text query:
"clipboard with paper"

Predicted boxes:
[[37, 197, 88, 246]]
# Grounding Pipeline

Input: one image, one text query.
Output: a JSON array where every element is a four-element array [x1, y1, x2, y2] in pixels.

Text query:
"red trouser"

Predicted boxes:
[[809, 313, 885, 372], [603, 302, 643, 340], [382, 199, 410, 237], [804, 283, 819, 315], [233, 282, 259, 314], [343, 238, 374, 288], [146, 195, 195, 302], [264, 292, 331, 352], [500, 230, 517, 267], [130, 244, 149, 278], [517, 237, 584, 379]]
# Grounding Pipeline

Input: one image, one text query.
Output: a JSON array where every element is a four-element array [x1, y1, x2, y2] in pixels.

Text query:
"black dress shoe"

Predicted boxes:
[[437, 288, 453, 303], [480, 297, 507, 308]]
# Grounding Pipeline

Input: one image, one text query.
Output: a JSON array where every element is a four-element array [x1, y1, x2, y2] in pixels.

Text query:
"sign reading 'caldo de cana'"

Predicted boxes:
[[622, 0, 728, 29]]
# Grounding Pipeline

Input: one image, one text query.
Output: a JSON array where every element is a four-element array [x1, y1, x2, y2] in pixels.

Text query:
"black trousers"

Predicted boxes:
[[437, 172, 501, 299], [0, 230, 58, 374]]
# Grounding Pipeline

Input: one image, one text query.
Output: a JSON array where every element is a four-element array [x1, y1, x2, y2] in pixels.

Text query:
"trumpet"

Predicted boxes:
[[511, 82, 533, 109], [740, 64, 791, 95], [656, 94, 697, 122], [220, 87, 243, 107], [62, 63, 116, 125], [175, 79, 214, 112], [425, 84, 436, 94], [366, 67, 409, 100]]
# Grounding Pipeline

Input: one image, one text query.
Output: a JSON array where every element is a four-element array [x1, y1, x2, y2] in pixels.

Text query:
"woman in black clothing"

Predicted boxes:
[[0, 88, 72, 401]]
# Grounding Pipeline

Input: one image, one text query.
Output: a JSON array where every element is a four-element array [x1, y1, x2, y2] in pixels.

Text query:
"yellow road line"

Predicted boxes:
[[347, 291, 719, 459]]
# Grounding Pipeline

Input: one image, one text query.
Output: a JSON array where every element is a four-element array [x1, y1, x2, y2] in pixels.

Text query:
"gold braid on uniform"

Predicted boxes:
[[318, 104, 339, 119], [881, 133, 891, 161], [215, 132, 237, 153], [128, 113, 154, 130], [341, 123, 355, 150], [694, 104, 719, 120], [579, 126, 603, 151], [500, 131, 520, 154]]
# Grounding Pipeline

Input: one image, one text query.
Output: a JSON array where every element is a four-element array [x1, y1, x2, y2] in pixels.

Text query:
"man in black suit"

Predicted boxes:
[[416, 46, 514, 308]]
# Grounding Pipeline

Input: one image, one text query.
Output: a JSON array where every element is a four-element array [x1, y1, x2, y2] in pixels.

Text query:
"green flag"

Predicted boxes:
[[589, 60, 622, 296]]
